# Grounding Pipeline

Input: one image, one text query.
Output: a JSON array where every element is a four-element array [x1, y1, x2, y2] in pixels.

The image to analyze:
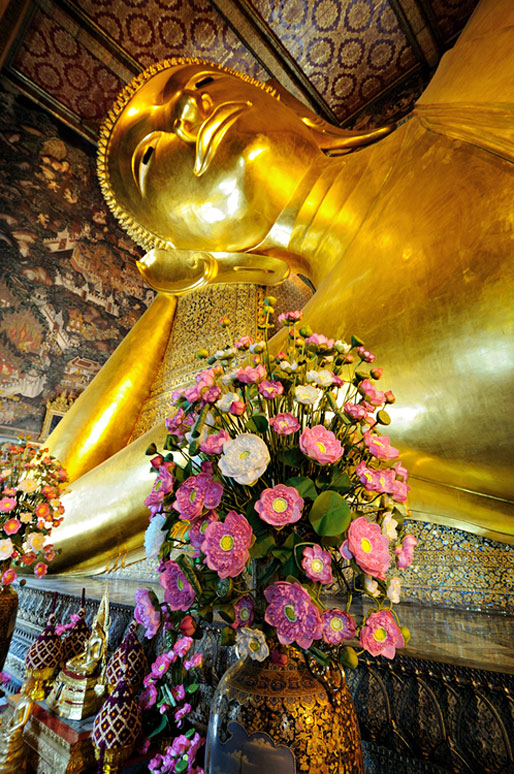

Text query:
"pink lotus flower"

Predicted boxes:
[[165, 407, 194, 438], [341, 516, 391, 579], [1, 567, 17, 585], [255, 484, 304, 527], [264, 581, 322, 649], [231, 595, 255, 629], [300, 425, 343, 465], [322, 609, 356, 645], [358, 379, 385, 407], [356, 461, 395, 494], [139, 683, 158, 709], [34, 562, 48, 578], [189, 511, 218, 555], [237, 364, 266, 384], [278, 310, 303, 325], [201, 511, 252, 579], [151, 652, 175, 678], [258, 380, 284, 399], [0, 497, 16, 513], [173, 473, 223, 520], [364, 431, 399, 460], [392, 479, 410, 502], [43, 545, 56, 562], [301, 544, 333, 584], [357, 346, 376, 363], [344, 402, 367, 421], [160, 561, 195, 611], [269, 412, 300, 435], [200, 429, 230, 455], [134, 588, 161, 638], [395, 533, 417, 569], [230, 399, 246, 416], [305, 333, 335, 350], [20, 551, 36, 566], [184, 653, 203, 670], [174, 636, 193, 657], [35, 502, 51, 520], [3, 518, 21, 535], [360, 609, 404, 659], [175, 702, 192, 726], [235, 335, 253, 349]]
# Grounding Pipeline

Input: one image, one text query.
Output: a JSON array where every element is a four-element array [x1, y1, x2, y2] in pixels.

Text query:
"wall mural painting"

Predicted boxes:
[[0, 84, 154, 438]]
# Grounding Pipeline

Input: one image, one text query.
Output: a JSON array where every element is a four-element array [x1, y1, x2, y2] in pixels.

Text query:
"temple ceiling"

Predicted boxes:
[[0, 0, 477, 144]]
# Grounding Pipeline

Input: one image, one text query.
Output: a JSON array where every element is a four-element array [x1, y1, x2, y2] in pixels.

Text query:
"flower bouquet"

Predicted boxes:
[[137, 299, 417, 771], [0, 439, 68, 583]]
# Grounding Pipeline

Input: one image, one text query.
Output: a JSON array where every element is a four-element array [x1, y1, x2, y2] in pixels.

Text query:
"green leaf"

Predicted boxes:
[[217, 604, 236, 624], [175, 759, 188, 773], [245, 498, 268, 538], [145, 443, 158, 456], [282, 554, 300, 578], [278, 448, 304, 468], [258, 558, 281, 586], [188, 440, 200, 456], [148, 714, 168, 738], [250, 533, 276, 559], [309, 490, 351, 536], [176, 555, 202, 596], [186, 682, 199, 694], [220, 626, 236, 646], [351, 335, 364, 348], [164, 435, 176, 451], [185, 728, 195, 739], [245, 413, 269, 433], [286, 476, 318, 500], [329, 471, 352, 493]]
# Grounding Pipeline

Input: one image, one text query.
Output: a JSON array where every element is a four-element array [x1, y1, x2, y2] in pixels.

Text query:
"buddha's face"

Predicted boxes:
[[105, 64, 321, 252]]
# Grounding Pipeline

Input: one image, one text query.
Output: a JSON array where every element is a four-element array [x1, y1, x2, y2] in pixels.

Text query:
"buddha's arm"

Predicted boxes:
[[45, 293, 176, 483]]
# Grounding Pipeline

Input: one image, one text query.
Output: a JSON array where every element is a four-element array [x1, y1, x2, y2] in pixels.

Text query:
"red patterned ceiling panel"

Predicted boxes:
[[75, 0, 269, 80], [430, 0, 478, 43], [13, 8, 125, 126], [250, 0, 417, 120]]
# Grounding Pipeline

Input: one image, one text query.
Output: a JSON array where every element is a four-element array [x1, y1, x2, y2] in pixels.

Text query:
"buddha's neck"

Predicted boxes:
[[257, 129, 403, 288]]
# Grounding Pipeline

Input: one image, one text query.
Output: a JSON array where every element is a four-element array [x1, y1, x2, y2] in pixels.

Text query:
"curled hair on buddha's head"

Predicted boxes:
[[97, 57, 279, 253]]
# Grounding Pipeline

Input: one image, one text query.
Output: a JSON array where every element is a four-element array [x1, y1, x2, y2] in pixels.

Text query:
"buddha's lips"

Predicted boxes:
[[194, 100, 251, 177]]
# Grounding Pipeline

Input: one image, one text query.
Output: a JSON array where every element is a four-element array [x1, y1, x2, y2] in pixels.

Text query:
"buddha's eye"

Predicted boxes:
[[195, 77, 214, 89], [142, 146, 154, 165]]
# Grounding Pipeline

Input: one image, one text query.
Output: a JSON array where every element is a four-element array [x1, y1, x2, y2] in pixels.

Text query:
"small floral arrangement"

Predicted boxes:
[[138, 300, 418, 768], [0, 439, 68, 583]]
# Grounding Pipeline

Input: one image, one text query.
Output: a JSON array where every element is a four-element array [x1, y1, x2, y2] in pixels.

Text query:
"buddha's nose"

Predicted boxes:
[[172, 90, 213, 144]]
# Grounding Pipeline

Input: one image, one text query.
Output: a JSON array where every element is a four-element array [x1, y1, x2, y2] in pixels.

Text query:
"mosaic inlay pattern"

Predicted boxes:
[[401, 520, 514, 613], [76, 0, 268, 79], [251, 0, 417, 120], [431, 0, 478, 43], [13, 8, 125, 125]]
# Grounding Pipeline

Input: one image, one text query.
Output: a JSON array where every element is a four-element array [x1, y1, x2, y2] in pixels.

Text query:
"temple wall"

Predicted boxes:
[[0, 80, 154, 439]]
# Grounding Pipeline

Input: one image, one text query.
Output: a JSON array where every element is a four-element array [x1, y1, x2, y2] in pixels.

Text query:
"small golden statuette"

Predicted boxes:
[[47, 585, 110, 720], [0, 678, 35, 774]]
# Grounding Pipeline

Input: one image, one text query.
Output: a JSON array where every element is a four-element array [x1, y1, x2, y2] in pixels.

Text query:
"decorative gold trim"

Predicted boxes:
[[97, 56, 278, 253], [39, 392, 75, 443]]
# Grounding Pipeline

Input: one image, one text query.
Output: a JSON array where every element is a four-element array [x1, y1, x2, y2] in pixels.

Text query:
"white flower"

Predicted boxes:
[[335, 340, 351, 354], [26, 532, 45, 553], [18, 478, 38, 493], [381, 513, 398, 540], [144, 513, 167, 559], [364, 576, 380, 598], [216, 392, 241, 413], [221, 371, 237, 385], [0, 538, 14, 560], [249, 341, 265, 354], [215, 347, 236, 360], [387, 577, 402, 604], [306, 369, 334, 387], [236, 627, 270, 662], [279, 360, 298, 373], [219, 434, 270, 485], [294, 384, 320, 405]]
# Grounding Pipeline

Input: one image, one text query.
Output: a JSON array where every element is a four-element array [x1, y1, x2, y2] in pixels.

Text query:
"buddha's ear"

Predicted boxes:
[[265, 78, 396, 154]]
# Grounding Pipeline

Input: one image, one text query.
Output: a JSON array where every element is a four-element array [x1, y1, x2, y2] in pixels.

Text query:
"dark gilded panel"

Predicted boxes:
[[251, 0, 417, 120], [429, 0, 478, 43], [75, 0, 269, 79], [12, 8, 125, 126]]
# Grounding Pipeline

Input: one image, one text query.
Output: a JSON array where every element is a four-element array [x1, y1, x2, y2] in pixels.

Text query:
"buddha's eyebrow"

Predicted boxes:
[[195, 77, 214, 89]]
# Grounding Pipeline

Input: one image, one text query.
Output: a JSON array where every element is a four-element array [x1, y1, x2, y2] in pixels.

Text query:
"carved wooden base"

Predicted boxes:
[[46, 670, 106, 721]]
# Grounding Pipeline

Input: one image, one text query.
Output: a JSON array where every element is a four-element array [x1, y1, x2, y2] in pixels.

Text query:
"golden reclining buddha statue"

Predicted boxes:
[[46, 0, 514, 574]]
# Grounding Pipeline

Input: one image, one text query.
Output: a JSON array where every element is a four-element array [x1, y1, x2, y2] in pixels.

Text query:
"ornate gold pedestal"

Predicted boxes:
[[46, 669, 106, 721]]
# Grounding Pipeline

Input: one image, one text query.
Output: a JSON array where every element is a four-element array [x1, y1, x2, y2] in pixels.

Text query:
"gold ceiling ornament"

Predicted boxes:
[[97, 56, 279, 254]]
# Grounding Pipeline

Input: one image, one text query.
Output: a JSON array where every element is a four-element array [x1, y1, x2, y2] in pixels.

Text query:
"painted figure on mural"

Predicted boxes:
[[47, 4, 514, 572]]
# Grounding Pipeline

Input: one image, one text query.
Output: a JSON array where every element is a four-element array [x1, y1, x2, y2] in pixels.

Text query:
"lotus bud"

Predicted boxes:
[[196, 348, 209, 359], [400, 626, 411, 644], [385, 390, 396, 404], [299, 325, 312, 338], [340, 646, 359, 670], [264, 296, 277, 306], [219, 316, 231, 328], [370, 367, 383, 379]]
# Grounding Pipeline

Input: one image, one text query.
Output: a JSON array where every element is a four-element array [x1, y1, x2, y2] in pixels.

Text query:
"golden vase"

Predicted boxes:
[[205, 654, 363, 774]]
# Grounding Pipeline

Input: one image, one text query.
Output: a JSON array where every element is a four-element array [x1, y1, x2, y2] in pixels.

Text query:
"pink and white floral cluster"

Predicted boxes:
[[0, 440, 68, 583], [138, 300, 418, 760]]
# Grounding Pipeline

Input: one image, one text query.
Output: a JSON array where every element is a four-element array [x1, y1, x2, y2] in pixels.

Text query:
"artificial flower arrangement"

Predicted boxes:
[[0, 439, 68, 583], [135, 299, 417, 773]]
